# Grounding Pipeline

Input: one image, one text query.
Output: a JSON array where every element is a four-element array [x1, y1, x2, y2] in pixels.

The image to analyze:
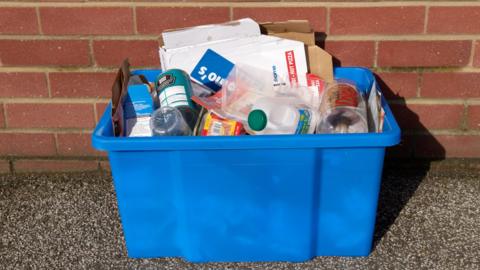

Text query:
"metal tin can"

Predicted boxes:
[[155, 69, 195, 109]]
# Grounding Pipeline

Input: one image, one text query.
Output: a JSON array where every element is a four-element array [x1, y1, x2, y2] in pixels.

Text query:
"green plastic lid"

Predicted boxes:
[[248, 109, 267, 131]]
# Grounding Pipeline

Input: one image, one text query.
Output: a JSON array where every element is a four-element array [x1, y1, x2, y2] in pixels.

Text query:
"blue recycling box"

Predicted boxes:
[[92, 67, 401, 262]]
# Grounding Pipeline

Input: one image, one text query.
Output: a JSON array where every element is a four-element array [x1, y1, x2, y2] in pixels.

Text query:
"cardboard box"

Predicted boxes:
[[159, 18, 309, 90], [260, 20, 334, 82], [123, 84, 154, 137]]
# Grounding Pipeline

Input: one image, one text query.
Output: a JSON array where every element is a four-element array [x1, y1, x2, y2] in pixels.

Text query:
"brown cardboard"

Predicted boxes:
[[261, 20, 334, 82], [111, 59, 131, 136], [159, 19, 333, 83]]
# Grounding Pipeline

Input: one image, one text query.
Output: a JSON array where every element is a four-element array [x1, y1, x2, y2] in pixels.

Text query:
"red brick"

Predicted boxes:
[[57, 133, 104, 156], [415, 135, 480, 158], [0, 73, 48, 98], [40, 7, 133, 35], [93, 40, 159, 67], [324, 41, 374, 67], [0, 159, 10, 174], [95, 102, 109, 123], [0, 103, 5, 128], [6, 103, 95, 129], [377, 41, 471, 67], [14, 159, 99, 173], [390, 104, 464, 130], [468, 105, 480, 130], [330, 7, 424, 35], [0, 40, 90, 67], [375, 72, 418, 100], [474, 41, 480, 67], [137, 7, 230, 34], [428, 7, 480, 34], [50, 72, 115, 98], [421, 72, 480, 98], [233, 7, 326, 32], [0, 8, 39, 34], [0, 133, 56, 156]]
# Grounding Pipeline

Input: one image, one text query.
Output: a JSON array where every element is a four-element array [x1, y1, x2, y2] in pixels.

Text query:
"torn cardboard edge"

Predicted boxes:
[[160, 18, 260, 50], [158, 18, 333, 83], [260, 20, 333, 83]]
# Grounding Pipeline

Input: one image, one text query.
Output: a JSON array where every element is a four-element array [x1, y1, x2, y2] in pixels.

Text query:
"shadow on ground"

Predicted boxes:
[[314, 31, 446, 250]]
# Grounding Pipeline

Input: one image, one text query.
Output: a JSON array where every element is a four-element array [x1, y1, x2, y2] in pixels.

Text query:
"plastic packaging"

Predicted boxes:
[[198, 110, 245, 136], [245, 96, 318, 135], [217, 64, 321, 124], [316, 82, 368, 134], [150, 107, 192, 136]]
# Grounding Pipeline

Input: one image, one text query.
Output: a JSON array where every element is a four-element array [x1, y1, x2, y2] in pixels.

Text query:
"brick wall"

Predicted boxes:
[[1, 1, 479, 173]]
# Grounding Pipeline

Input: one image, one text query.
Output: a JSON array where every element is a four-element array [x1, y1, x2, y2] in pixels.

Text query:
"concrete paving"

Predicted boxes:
[[1, 166, 479, 270]]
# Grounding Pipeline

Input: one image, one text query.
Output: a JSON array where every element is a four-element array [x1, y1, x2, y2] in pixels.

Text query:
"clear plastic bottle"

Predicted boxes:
[[245, 97, 318, 135], [316, 82, 368, 134], [155, 69, 199, 130], [150, 107, 192, 136]]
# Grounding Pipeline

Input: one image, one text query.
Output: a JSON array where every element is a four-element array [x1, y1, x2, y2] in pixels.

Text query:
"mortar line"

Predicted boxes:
[[1, 102, 7, 128], [88, 39, 96, 67], [372, 66, 480, 73], [390, 98, 466, 105], [0, 67, 118, 73], [0, 128, 94, 134], [2, 157, 106, 163], [0, 35, 158, 40], [461, 100, 469, 131], [325, 34, 480, 41], [8, 159, 14, 175], [93, 103, 99, 125], [2, 33, 480, 41], [468, 40, 476, 67], [132, 6, 138, 35], [2, 2, 480, 8], [466, 99, 480, 105], [53, 133, 60, 156], [1, 66, 480, 74], [35, 6, 43, 35], [423, 5, 429, 34], [0, 98, 109, 104], [45, 72, 52, 98], [417, 71, 423, 98], [374, 41, 379, 68], [325, 6, 330, 35], [229, 5, 233, 21], [402, 129, 480, 136]]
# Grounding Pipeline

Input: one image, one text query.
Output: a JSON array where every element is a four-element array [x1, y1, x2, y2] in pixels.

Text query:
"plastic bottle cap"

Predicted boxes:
[[248, 109, 267, 131]]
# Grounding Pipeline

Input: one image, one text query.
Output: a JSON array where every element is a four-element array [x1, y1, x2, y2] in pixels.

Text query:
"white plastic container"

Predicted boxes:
[[245, 97, 318, 135]]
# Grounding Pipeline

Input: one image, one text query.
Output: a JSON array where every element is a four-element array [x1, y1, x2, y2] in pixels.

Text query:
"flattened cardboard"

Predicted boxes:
[[261, 20, 333, 82], [111, 59, 131, 137], [161, 18, 260, 49]]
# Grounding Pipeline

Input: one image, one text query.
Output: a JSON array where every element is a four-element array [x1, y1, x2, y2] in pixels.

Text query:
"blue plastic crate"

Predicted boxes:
[[92, 67, 400, 262]]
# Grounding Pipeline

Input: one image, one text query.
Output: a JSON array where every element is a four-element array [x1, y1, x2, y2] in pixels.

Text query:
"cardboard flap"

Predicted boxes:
[[261, 20, 333, 82], [267, 32, 315, 46], [261, 20, 312, 33], [261, 20, 314, 45], [111, 59, 130, 136], [307, 46, 334, 82], [161, 18, 260, 49]]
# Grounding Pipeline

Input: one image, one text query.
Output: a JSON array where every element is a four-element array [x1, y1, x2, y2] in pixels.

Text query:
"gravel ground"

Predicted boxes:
[[1, 165, 479, 270]]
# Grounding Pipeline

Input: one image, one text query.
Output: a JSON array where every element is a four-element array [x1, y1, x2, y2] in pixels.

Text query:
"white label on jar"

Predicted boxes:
[[159, 86, 188, 107]]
